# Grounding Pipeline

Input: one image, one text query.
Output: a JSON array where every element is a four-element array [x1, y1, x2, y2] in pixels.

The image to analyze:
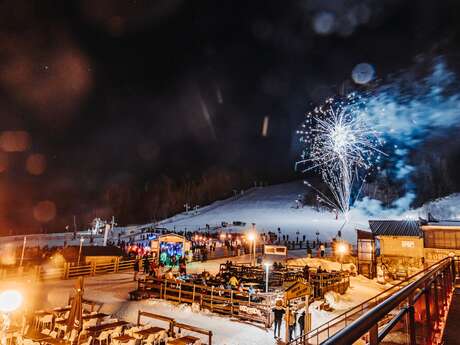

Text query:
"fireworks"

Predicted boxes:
[[297, 94, 385, 220]]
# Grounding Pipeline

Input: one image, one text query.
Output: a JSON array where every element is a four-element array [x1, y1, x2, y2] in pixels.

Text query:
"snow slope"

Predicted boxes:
[[158, 181, 370, 241]]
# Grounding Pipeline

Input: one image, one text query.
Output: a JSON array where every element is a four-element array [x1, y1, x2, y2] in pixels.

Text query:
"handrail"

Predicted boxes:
[[322, 257, 454, 345], [293, 256, 450, 343]]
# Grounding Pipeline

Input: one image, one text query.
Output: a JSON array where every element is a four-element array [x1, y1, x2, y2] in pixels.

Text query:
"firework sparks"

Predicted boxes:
[[297, 94, 385, 220]]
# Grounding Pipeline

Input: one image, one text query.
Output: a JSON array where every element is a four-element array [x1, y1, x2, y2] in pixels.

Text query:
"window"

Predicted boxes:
[[425, 230, 460, 249]]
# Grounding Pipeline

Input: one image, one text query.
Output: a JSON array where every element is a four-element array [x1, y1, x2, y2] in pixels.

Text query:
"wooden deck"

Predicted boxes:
[[443, 288, 460, 344]]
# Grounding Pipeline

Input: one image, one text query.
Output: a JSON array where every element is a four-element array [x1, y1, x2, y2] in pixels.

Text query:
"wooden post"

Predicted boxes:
[[230, 291, 234, 315], [369, 324, 378, 345], [91, 262, 96, 276], [35, 265, 41, 281], [63, 262, 69, 279], [209, 331, 213, 345], [179, 283, 182, 303], [192, 284, 196, 304], [407, 294, 416, 345], [285, 304, 290, 343], [114, 257, 119, 273], [433, 278, 439, 322], [137, 310, 141, 326], [425, 284, 431, 324], [210, 286, 214, 312], [304, 296, 311, 334]]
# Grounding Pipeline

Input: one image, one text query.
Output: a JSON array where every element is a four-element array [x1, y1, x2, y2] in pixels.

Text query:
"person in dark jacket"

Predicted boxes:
[[272, 300, 285, 338], [298, 310, 306, 336], [143, 255, 150, 274]]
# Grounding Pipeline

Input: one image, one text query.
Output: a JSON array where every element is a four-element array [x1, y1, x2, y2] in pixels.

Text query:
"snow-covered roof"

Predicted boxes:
[[369, 220, 422, 237]]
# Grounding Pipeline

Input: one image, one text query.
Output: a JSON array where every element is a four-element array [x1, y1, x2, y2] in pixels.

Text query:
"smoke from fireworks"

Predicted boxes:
[[296, 94, 385, 220]]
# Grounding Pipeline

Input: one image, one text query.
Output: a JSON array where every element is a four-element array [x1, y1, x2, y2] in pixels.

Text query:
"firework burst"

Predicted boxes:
[[297, 94, 385, 220]]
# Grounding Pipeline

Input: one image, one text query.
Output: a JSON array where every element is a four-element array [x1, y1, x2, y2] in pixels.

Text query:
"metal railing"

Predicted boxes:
[[320, 256, 456, 345], [288, 258, 454, 345]]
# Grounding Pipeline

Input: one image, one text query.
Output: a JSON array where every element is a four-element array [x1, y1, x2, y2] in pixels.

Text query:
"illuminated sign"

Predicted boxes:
[[401, 241, 415, 248]]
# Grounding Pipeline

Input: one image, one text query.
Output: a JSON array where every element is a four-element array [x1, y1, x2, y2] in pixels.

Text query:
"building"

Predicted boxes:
[[369, 220, 424, 278], [421, 220, 460, 261], [363, 219, 460, 279]]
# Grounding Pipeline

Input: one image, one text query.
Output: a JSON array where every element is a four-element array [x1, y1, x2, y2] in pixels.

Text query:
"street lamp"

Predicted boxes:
[[337, 243, 348, 270], [78, 237, 84, 265], [264, 263, 271, 293], [247, 232, 256, 266], [0, 290, 23, 345]]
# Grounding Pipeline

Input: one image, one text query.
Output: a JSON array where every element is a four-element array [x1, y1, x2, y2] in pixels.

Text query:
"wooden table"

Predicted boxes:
[[50, 307, 71, 315], [85, 321, 129, 334], [112, 335, 135, 343], [35, 311, 52, 317], [56, 312, 109, 325], [167, 336, 200, 345], [82, 313, 108, 320], [44, 338, 70, 345], [24, 331, 52, 343], [134, 327, 166, 338]]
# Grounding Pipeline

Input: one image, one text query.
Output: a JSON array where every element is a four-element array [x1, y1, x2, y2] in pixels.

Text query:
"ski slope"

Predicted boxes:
[[2, 181, 458, 248], [158, 181, 369, 241]]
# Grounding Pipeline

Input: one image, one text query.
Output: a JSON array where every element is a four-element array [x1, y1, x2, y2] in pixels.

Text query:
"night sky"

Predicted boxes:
[[0, 0, 459, 234]]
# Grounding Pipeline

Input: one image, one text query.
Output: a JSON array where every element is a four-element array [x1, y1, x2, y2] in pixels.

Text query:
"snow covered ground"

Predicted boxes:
[[0, 254, 391, 345], [157, 181, 369, 241], [2, 180, 459, 249]]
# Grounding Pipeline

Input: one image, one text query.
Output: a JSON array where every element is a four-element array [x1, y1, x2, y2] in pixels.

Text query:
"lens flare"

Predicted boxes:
[[0, 290, 23, 313]]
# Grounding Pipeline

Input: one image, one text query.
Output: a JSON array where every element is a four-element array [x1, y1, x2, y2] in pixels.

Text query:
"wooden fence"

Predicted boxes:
[[137, 310, 213, 345], [137, 278, 273, 328], [0, 257, 138, 282], [221, 264, 350, 298]]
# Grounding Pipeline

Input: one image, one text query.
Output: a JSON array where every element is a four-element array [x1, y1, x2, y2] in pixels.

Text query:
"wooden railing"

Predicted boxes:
[[0, 257, 139, 282], [137, 277, 273, 328], [137, 310, 213, 345]]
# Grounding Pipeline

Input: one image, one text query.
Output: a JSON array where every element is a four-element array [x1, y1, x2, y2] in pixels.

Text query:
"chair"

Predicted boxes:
[[16, 335, 24, 345], [141, 334, 156, 345], [112, 326, 124, 338], [79, 336, 92, 345], [54, 322, 67, 336], [38, 315, 53, 330], [23, 339, 40, 345], [83, 319, 97, 330], [64, 329, 79, 343], [22, 324, 29, 336], [94, 331, 110, 345], [156, 331, 168, 345]]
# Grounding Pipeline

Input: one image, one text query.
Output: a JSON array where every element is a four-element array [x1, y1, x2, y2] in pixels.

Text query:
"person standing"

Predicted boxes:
[[179, 257, 187, 276], [143, 254, 150, 274], [320, 243, 325, 257], [298, 310, 306, 337], [288, 308, 297, 341], [272, 300, 285, 339]]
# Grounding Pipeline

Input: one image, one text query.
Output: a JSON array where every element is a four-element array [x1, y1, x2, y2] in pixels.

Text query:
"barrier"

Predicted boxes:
[[138, 278, 273, 328], [288, 257, 457, 345]]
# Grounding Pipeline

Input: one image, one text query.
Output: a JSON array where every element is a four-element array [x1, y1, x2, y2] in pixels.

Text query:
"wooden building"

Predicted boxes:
[[369, 220, 424, 278], [421, 220, 460, 262], [365, 219, 460, 278]]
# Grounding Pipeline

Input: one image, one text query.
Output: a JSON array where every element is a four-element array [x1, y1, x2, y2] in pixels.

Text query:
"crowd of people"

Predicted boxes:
[[272, 299, 307, 341]]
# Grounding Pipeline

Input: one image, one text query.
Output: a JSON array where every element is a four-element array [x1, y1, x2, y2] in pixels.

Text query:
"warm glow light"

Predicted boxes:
[[247, 233, 256, 242], [0, 290, 23, 313], [337, 243, 348, 255], [264, 262, 272, 268]]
